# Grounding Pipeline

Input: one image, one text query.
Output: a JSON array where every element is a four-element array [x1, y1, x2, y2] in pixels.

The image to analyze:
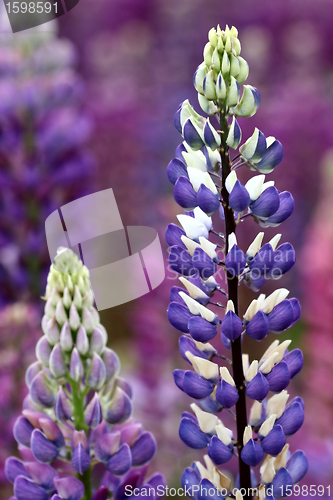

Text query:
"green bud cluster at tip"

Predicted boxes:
[[194, 25, 260, 120]]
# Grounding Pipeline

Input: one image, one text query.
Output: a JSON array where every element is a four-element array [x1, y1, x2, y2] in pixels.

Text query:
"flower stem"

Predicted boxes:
[[70, 380, 93, 500], [219, 111, 252, 499]]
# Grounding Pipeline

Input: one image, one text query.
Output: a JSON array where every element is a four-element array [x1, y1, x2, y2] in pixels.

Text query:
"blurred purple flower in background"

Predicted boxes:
[[0, 18, 96, 304]]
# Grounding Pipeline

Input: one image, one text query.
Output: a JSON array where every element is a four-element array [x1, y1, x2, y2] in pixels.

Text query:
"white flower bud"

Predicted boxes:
[[198, 93, 218, 115], [236, 56, 249, 83], [226, 76, 240, 107], [230, 54, 240, 77], [55, 300, 67, 325], [203, 42, 214, 66], [194, 62, 209, 95], [62, 287, 72, 309], [203, 70, 217, 100], [215, 72, 226, 100], [234, 85, 260, 117], [224, 34, 231, 53], [212, 48, 221, 72], [221, 51, 230, 75], [208, 28, 218, 48], [45, 298, 55, 318], [233, 37, 241, 56], [73, 285, 82, 309], [69, 303, 81, 331]]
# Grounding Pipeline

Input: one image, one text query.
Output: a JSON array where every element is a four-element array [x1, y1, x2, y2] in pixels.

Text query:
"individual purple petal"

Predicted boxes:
[[72, 443, 91, 474], [216, 380, 239, 408], [266, 361, 291, 392], [183, 371, 215, 399], [221, 310, 243, 341], [25, 362, 42, 387], [55, 387, 73, 422], [170, 286, 189, 304], [30, 371, 55, 408], [183, 119, 205, 150], [249, 243, 274, 277], [208, 436, 233, 465], [13, 416, 34, 447], [87, 352, 106, 389], [283, 349, 303, 378], [167, 301, 194, 333], [289, 298, 301, 326], [198, 478, 224, 500], [261, 425, 286, 456], [51, 495, 63, 500], [174, 105, 183, 134], [225, 244, 246, 277], [263, 192, 294, 226], [24, 462, 58, 490], [197, 184, 220, 215], [275, 399, 304, 436], [178, 336, 210, 363], [165, 224, 186, 248], [94, 432, 121, 462], [175, 143, 188, 161], [54, 476, 85, 500], [69, 348, 84, 382], [131, 432, 156, 466], [103, 348, 120, 381], [39, 418, 64, 448], [204, 121, 220, 150], [169, 245, 195, 276], [267, 300, 294, 333], [173, 369, 186, 391], [245, 311, 269, 341], [188, 316, 217, 342], [92, 486, 109, 500], [269, 243, 296, 279], [250, 186, 280, 219], [14, 476, 48, 500], [84, 393, 102, 429], [247, 275, 267, 292], [179, 417, 210, 449], [49, 343, 66, 379], [192, 247, 216, 279], [246, 372, 269, 401], [198, 395, 223, 413], [30, 429, 59, 463], [174, 176, 198, 210], [255, 139, 284, 173], [240, 439, 264, 467], [287, 451, 308, 484], [221, 333, 231, 349], [5, 457, 30, 484], [167, 158, 188, 185], [181, 468, 201, 500], [35, 337, 52, 367], [106, 443, 132, 475], [229, 180, 250, 212], [105, 387, 132, 425], [270, 468, 293, 498]]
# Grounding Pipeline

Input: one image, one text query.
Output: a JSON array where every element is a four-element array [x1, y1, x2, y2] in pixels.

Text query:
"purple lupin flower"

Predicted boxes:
[[0, 22, 95, 304], [5, 248, 165, 500], [166, 25, 307, 500]]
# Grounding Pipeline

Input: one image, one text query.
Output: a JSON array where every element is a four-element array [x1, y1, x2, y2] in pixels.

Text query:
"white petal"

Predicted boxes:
[[220, 366, 235, 386], [267, 391, 289, 419], [195, 301, 217, 323], [243, 425, 252, 445], [258, 414, 276, 437], [191, 403, 219, 434], [187, 353, 219, 380], [245, 175, 265, 201], [261, 457, 276, 484], [228, 232, 237, 250], [246, 232, 264, 258], [242, 354, 249, 376], [194, 340, 216, 352], [181, 235, 200, 256], [179, 276, 209, 300], [215, 423, 232, 446], [226, 300, 235, 313], [193, 207, 213, 231], [261, 288, 289, 314], [274, 444, 289, 471], [269, 234, 282, 251], [245, 360, 258, 382], [225, 171, 237, 193], [249, 400, 263, 427], [183, 151, 207, 172], [259, 340, 280, 364], [259, 352, 278, 374], [177, 214, 209, 240], [179, 291, 200, 315], [244, 299, 258, 322], [199, 236, 217, 260]]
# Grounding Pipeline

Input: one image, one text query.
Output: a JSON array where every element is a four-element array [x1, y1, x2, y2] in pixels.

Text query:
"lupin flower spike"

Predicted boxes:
[[6, 247, 165, 500], [166, 25, 306, 500]]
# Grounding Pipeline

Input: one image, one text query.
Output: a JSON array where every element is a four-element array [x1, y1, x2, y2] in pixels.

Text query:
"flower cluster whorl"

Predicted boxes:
[[166, 25, 307, 500], [5, 248, 165, 500]]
